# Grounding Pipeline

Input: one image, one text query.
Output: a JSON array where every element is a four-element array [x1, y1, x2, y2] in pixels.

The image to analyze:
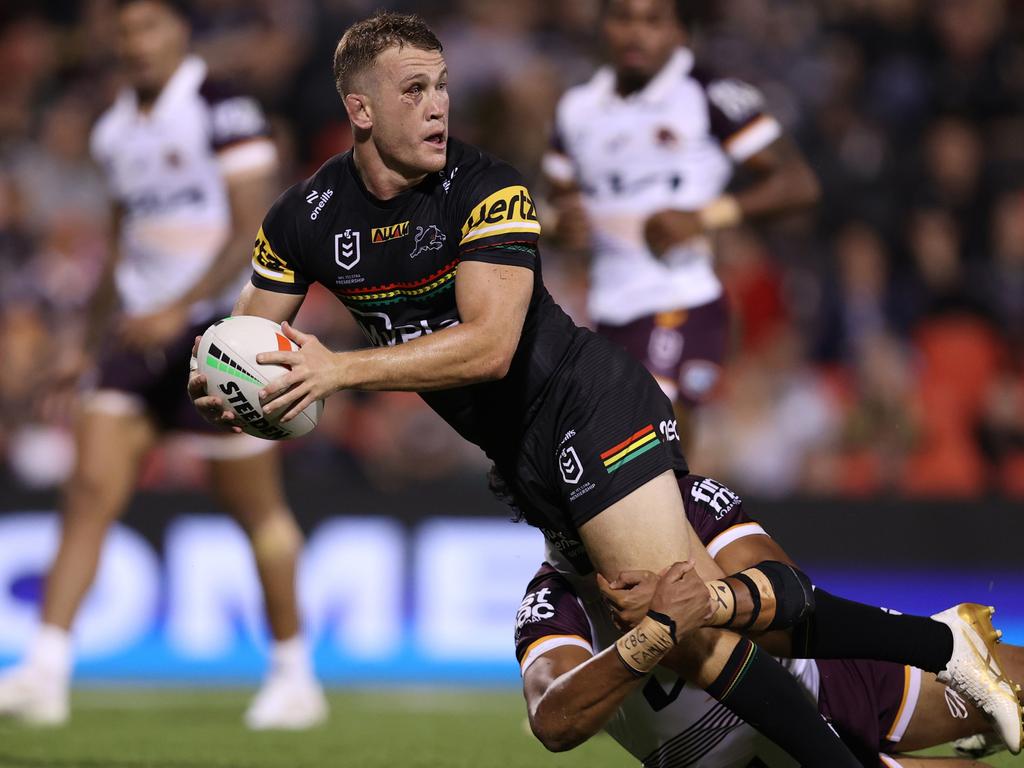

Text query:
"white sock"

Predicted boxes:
[[27, 624, 72, 680], [270, 635, 312, 679]]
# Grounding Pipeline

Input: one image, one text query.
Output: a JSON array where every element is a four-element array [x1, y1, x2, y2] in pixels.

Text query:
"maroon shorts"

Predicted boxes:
[[94, 313, 222, 434], [596, 296, 729, 408], [818, 659, 919, 761]]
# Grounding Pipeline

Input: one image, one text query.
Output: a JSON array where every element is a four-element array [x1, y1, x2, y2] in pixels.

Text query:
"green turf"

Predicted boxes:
[[0, 689, 1016, 768]]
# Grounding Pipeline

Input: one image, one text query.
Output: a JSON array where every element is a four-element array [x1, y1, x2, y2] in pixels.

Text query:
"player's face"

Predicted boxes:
[[366, 45, 449, 176], [603, 0, 684, 88], [117, 1, 189, 95]]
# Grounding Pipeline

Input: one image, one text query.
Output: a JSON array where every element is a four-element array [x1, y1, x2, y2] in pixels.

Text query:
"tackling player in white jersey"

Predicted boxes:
[[545, 0, 820, 445], [0, 0, 325, 730], [515, 473, 1024, 767]]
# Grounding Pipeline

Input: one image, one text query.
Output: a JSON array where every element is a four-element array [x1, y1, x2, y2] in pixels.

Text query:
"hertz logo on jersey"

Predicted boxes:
[[371, 221, 410, 244], [460, 185, 541, 245], [251, 226, 294, 284]]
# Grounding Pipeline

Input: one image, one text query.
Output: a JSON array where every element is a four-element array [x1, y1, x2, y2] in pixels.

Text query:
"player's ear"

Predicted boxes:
[[345, 92, 373, 131]]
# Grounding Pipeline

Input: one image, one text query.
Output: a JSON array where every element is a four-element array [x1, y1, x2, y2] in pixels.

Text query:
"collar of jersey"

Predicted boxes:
[[121, 54, 206, 121], [345, 151, 441, 210], [597, 46, 694, 106]]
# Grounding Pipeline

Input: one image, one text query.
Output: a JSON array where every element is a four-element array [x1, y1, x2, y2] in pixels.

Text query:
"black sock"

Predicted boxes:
[[706, 637, 861, 767], [792, 588, 954, 673]]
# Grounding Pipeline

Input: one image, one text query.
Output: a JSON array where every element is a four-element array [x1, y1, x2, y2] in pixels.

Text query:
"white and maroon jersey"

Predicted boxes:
[[90, 55, 277, 318], [515, 474, 820, 767], [545, 48, 781, 325]]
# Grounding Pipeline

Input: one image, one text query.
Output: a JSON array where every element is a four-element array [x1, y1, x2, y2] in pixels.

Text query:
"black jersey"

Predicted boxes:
[[250, 138, 582, 468]]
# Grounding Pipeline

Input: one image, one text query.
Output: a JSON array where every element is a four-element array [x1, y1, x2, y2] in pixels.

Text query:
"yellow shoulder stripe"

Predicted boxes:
[[461, 185, 541, 245]]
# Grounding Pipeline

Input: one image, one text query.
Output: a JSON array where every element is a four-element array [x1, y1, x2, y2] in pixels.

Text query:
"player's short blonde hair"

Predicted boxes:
[[333, 11, 443, 97]]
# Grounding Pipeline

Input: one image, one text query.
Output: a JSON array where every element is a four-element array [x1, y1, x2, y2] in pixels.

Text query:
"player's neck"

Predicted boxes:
[[352, 141, 428, 201], [135, 57, 186, 111], [614, 72, 654, 97]]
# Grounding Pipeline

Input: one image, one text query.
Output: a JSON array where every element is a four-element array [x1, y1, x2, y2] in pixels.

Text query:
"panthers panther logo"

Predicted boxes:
[[409, 224, 446, 259]]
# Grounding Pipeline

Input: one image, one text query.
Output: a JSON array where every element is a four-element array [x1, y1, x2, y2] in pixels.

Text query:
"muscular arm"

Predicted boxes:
[[731, 135, 820, 222], [333, 260, 532, 391], [232, 280, 305, 324], [254, 260, 534, 420], [523, 646, 644, 752], [645, 136, 821, 254], [522, 562, 710, 753]]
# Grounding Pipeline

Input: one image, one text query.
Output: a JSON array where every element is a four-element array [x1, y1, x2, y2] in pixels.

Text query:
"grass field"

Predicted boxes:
[[0, 689, 1016, 768]]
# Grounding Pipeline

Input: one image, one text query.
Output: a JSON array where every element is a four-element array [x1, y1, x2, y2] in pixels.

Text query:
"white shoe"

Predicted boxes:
[[932, 604, 1023, 755], [0, 664, 69, 726], [953, 732, 1006, 758], [244, 672, 327, 731]]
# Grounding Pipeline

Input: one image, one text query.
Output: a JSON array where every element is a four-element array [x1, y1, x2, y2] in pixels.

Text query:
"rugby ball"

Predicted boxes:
[[196, 315, 323, 440]]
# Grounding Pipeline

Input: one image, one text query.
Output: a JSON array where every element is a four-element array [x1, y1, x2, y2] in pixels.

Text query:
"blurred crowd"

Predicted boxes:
[[1, 0, 1023, 499]]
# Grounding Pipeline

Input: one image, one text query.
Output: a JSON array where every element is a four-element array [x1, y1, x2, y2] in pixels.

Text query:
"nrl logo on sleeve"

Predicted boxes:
[[460, 185, 541, 245], [334, 229, 361, 270], [371, 220, 410, 244]]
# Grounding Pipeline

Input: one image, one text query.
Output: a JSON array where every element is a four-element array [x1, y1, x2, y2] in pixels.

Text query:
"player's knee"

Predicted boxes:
[[246, 512, 303, 564], [749, 560, 814, 631]]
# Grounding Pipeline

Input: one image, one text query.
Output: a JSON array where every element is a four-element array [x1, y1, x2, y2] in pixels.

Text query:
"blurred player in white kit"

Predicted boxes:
[[545, 0, 820, 448], [0, 0, 325, 730]]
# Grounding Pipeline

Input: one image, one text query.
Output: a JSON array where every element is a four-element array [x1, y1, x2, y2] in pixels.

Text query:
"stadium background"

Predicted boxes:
[[0, 0, 1021, 748]]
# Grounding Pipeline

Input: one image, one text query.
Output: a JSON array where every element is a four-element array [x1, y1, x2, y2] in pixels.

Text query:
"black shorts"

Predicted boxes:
[[509, 331, 688, 573], [94, 312, 222, 434]]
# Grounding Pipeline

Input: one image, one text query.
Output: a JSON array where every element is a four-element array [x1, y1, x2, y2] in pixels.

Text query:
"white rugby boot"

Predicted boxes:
[[244, 636, 327, 730], [932, 603, 1023, 754], [0, 663, 69, 726], [953, 732, 1006, 758], [244, 669, 327, 730]]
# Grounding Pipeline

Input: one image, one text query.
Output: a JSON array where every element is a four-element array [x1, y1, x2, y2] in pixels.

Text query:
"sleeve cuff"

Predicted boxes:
[[250, 273, 308, 295], [218, 138, 278, 178], [724, 115, 782, 163], [706, 522, 768, 559], [519, 634, 593, 675]]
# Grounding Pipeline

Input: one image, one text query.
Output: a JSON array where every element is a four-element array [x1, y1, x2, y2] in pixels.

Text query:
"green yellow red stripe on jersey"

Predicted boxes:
[[600, 424, 661, 473], [332, 260, 459, 307]]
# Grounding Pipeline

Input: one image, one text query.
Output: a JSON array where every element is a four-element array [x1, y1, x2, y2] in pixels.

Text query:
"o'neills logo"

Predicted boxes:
[[371, 220, 410, 243], [309, 188, 334, 220], [460, 185, 541, 245]]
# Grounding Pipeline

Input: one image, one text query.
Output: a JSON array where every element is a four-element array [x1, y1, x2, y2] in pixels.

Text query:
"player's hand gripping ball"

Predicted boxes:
[[193, 316, 323, 439]]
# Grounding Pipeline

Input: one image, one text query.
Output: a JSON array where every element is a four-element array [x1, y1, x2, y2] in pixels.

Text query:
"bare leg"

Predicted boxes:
[[894, 674, 992, 752], [42, 406, 156, 628], [207, 446, 301, 642], [207, 443, 324, 730], [579, 471, 860, 766]]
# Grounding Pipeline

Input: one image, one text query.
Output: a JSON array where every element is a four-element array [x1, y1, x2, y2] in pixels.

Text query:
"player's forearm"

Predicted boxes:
[[531, 649, 644, 752], [332, 321, 519, 392], [729, 142, 820, 223], [731, 164, 820, 221]]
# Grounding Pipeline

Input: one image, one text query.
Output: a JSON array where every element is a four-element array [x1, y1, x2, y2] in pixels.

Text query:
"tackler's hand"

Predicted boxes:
[[598, 569, 659, 631]]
